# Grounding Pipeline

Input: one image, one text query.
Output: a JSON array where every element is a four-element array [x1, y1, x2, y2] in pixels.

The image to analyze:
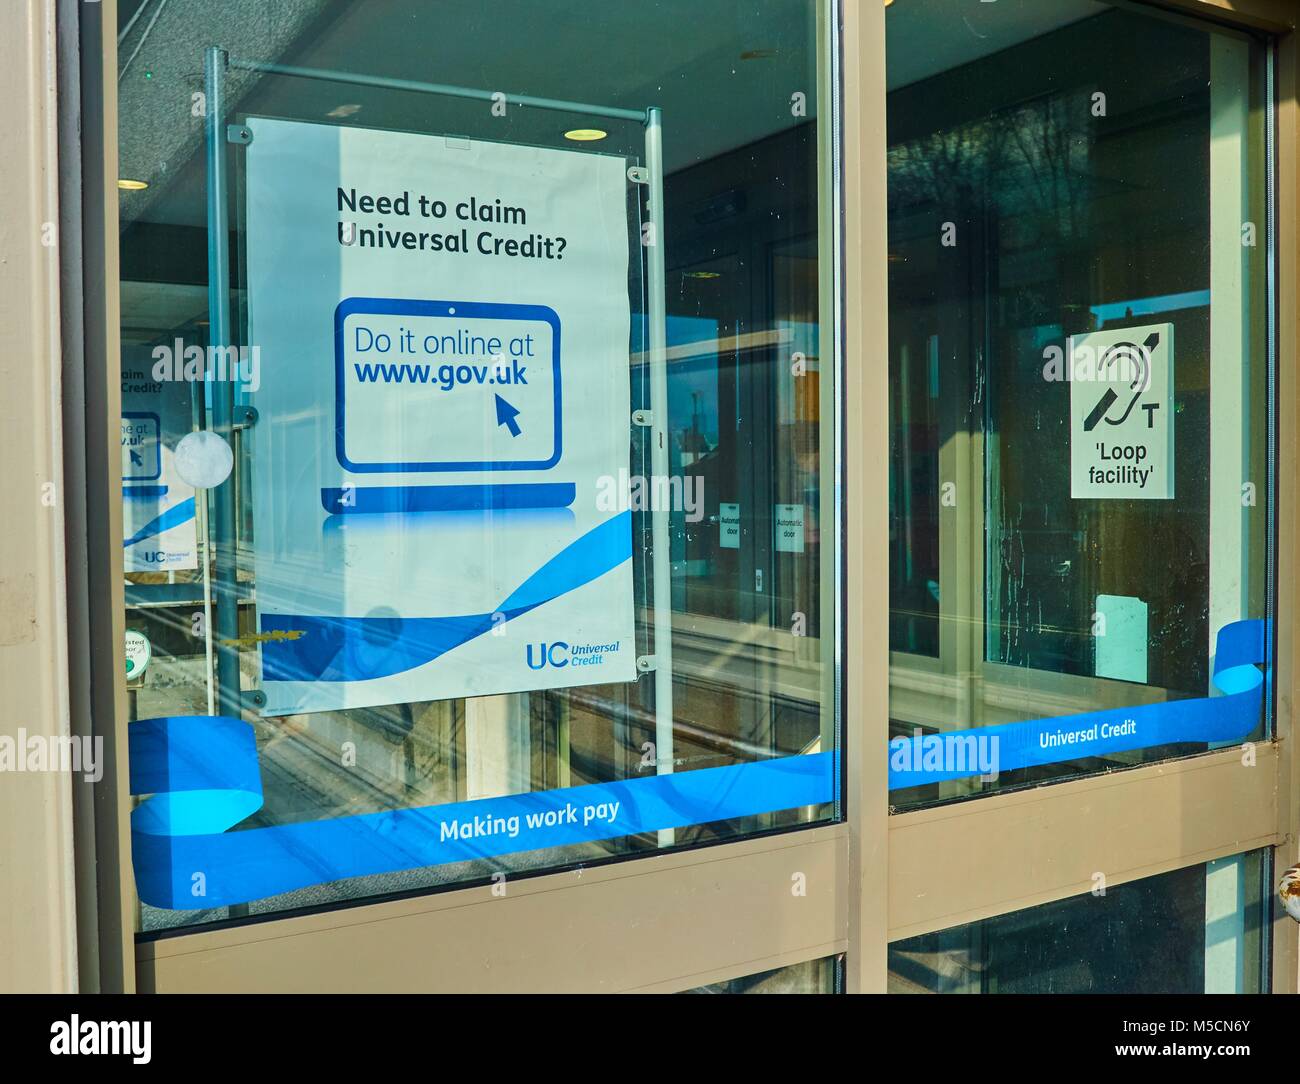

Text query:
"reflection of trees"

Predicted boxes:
[[888, 92, 1098, 673], [888, 92, 1093, 248], [889, 123, 1001, 213], [1005, 96, 1092, 243]]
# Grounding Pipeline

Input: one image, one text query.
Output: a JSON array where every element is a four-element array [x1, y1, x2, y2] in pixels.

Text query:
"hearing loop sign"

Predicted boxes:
[[1069, 323, 1174, 500]]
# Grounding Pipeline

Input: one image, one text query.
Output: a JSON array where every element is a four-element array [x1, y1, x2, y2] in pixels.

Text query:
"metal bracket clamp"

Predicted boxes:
[[233, 405, 259, 431], [636, 655, 657, 673], [632, 409, 653, 427], [244, 689, 267, 709], [627, 166, 650, 185], [227, 123, 253, 145]]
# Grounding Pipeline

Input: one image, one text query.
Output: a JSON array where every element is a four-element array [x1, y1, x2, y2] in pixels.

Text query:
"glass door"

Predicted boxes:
[[887, 0, 1274, 807], [882, 0, 1278, 995]]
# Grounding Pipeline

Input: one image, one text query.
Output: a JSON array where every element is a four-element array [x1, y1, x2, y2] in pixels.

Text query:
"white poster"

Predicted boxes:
[[1069, 323, 1174, 500], [121, 350, 198, 571], [244, 117, 637, 715]]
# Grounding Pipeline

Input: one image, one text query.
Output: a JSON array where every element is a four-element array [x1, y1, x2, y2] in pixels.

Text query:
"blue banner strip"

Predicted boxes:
[[129, 731, 837, 910], [888, 618, 1269, 790]]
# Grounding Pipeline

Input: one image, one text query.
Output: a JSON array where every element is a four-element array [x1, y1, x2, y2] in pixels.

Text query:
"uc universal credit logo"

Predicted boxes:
[[526, 640, 622, 670]]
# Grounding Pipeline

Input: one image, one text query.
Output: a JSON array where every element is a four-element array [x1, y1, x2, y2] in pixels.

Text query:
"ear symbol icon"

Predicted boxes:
[[1083, 331, 1161, 432]]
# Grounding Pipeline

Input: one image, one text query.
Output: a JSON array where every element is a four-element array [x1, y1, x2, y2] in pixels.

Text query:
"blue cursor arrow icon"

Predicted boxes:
[[494, 394, 522, 438]]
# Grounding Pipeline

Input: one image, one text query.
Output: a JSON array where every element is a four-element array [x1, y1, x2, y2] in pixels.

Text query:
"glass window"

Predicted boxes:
[[886, 0, 1275, 808], [117, 0, 840, 932], [888, 851, 1272, 993]]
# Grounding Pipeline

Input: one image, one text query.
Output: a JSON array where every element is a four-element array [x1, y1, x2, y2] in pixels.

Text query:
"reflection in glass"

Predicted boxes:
[[118, 0, 839, 931], [889, 851, 1271, 994]]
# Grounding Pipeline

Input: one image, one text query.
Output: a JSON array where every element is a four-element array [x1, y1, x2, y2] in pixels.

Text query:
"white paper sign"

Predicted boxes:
[[719, 502, 740, 549], [774, 503, 805, 554], [1094, 594, 1148, 684], [244, 118, 637, 715], [1069, 323, 1174, 500]]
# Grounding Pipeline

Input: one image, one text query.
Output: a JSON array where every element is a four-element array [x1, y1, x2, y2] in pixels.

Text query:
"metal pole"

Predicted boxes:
[[197, 489, 215, 716], [205, 46, 241, 717], [227, 57, 647, 124], [185, 367, 216, 715], [644, 107, 674, 847]]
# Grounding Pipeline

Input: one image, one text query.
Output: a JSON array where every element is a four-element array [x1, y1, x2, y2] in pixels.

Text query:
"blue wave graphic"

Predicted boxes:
[[123, 497, 195, 548], [260, 510, 632, 683]]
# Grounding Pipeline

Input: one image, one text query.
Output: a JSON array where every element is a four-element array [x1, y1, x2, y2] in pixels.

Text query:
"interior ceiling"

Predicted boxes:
[[118, 0, 336, 226], [885, 0, 1104, 91], [119, 0, 1108, 232], [119, 281, 208, 345], [119, 0, 818, 229]]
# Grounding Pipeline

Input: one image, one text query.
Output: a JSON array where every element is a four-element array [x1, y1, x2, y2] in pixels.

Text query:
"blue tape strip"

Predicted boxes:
[[126, 618, 1269, 910], [888, 619, 1270, 790], [128, 737, 838, 910]]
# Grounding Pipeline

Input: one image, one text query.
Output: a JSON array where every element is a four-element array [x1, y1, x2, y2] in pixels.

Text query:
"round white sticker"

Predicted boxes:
[[125, 629, 151, 681], [174, 430, 234, 489]]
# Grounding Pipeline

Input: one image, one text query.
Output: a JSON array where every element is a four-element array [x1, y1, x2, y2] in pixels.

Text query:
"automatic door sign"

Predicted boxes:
[[1069, 323, 1174, 500]]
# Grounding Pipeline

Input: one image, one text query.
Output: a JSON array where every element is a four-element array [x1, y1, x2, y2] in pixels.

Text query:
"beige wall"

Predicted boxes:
[[0, 0, 78, 994]]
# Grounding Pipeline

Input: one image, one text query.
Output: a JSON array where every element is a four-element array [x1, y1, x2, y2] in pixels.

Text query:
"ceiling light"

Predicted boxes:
[[118, 179, 149, 191], [564, 129, 607, 142]]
